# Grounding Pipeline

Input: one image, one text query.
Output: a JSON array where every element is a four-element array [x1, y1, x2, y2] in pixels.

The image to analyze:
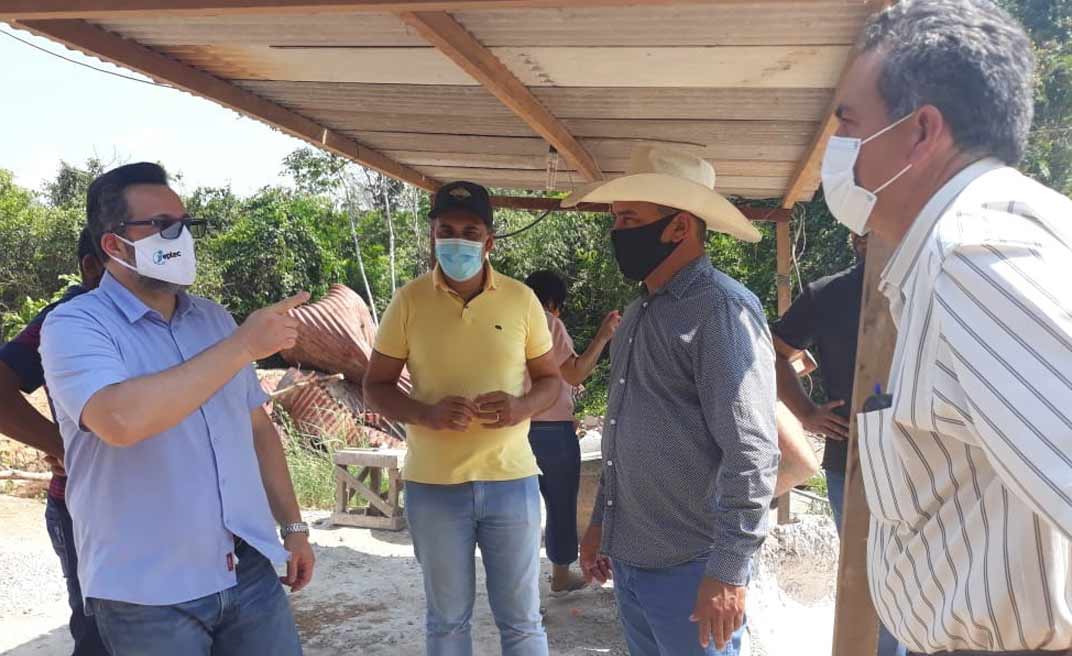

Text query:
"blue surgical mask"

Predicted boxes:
[[435, 238, 486, 282]]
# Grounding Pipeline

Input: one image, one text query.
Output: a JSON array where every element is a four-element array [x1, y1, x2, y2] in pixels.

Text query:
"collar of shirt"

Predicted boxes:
[[432, 262, 499, 298], [879, 157, 1004, 307], [653, 255, 712, 300], [99, 271, 197, 323]]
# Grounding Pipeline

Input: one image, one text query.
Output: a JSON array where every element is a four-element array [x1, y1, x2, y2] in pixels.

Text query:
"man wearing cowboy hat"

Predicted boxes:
[[568, 146, 780, 656]]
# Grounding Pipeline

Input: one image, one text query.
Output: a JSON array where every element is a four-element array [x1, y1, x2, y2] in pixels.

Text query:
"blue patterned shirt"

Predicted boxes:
[[593, 257, 779, 585]]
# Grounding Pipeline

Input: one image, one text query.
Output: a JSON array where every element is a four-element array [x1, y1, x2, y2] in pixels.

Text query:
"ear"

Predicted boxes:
[[99, 232, 128, 262], [909, 105, 949, 165], [484, 233, 495, 255], [662, 213, 691, 243]]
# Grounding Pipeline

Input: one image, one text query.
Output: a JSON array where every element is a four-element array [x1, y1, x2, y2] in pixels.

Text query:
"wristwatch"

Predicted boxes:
[[280, 521, 310, 540]]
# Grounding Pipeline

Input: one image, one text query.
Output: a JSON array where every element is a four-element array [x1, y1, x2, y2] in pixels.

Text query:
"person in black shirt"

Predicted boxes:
[[771, 233, 867, 528], [771, 233, 906, 656]]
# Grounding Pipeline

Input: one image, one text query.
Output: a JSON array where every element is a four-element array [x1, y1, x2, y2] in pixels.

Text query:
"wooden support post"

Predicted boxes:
[[831, 236, 897, 656], [775, 219, 793, 524]]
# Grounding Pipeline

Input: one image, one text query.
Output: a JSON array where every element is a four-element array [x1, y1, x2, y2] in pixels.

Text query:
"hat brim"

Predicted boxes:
[[562, 173, 762, 243]]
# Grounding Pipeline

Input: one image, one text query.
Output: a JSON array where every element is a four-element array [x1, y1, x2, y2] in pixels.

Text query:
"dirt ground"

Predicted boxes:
[[0, 495, 629, 656], [0, 492, 838, 656]]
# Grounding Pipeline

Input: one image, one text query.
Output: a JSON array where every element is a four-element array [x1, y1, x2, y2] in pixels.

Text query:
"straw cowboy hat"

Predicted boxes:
[[561, 146, 761, 243]]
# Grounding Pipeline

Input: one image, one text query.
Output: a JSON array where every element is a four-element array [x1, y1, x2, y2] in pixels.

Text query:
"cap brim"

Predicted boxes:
[[562, 173, 761, 243]]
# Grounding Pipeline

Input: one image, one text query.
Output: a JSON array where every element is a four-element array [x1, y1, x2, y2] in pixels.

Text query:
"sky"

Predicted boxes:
[[0, 24, 309, 197]]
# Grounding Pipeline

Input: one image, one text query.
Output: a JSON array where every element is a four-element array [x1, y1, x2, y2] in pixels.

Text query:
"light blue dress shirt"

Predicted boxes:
[[40, 273, 286, 606]]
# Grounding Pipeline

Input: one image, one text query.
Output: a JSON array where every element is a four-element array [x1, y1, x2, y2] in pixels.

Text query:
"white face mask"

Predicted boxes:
[[112, 227, 197, 286], [821, 112, 915, 235]]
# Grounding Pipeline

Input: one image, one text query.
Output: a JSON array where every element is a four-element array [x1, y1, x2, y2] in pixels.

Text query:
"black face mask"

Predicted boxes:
[[611, 212, 681, 282]]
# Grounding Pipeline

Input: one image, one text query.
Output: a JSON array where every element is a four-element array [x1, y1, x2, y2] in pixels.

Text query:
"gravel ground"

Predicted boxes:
[[0, 492, 838, 656], [0, 496, 71, 655]]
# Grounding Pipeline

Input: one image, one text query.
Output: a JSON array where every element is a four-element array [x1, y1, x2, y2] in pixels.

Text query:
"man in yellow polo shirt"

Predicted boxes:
[[364, 181, 560, 656]]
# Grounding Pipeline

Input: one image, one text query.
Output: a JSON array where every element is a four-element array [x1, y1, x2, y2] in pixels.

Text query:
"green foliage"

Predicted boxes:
[[198, 188, 346, 319], [44, 158, 107, 209], [277, 412, 341, 510], [1001, 0, 1072, 195], [0, 169, 84, 328]]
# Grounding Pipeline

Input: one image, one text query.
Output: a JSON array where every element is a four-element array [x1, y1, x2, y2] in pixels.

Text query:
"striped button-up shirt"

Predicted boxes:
[[592, 257, 779, 586], [860, 158, 1072, 653]]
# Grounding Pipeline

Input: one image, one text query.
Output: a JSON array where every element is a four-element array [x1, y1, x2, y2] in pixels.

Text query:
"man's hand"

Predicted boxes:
[[596, 310, 622, 343], [690, 577, 746, 651], [43, 454, 66, 477], [475, 392, 526, 428], [281, 533, 315, 592], [579, 523, 612, 584], [421, 396, 479, 431], [802, 400, 850, 440], [232, 292, 310, 361]]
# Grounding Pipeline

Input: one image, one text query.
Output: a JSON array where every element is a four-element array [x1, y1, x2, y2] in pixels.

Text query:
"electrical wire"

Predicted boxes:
[[0, 28, 168, 88], [496, 208, 554, 239]]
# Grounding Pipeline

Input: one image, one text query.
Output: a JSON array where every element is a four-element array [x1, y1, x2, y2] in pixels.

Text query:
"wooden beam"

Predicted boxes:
[[774, 219, 794, 524], [489, 195, 792, 222], [832, 236, 896, 656], [0, 0, 854, 20], [398, 11, 603, 183], [13, 18, 439, 191], [780, 0, 893, 209]]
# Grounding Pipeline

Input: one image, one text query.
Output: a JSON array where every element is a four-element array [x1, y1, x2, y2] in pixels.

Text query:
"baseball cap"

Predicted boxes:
[[429, 181, 494, 229]]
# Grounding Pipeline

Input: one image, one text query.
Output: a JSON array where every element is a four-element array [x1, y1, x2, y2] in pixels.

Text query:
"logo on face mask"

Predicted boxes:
[[115, 229, 197, 287], [153, 250, 182, 265]]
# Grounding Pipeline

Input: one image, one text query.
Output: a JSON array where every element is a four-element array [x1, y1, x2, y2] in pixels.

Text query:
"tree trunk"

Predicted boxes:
[[382, 179, 398, 294], [410, 186, 425, 275], [346, 203, 378, 325]]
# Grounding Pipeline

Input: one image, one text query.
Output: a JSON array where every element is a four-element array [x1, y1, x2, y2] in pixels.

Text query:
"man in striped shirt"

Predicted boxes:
[[823, 1, 1072, 654]]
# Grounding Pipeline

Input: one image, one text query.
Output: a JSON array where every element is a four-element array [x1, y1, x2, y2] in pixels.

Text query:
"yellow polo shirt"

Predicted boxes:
[[373, 265, 553, 484]]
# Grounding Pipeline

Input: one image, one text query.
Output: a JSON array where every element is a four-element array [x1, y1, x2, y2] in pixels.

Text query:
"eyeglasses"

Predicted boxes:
[[117, 216, 208, 240]]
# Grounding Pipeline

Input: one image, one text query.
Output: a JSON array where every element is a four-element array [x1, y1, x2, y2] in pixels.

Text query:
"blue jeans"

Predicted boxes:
[[612, 558, 748, 656], [45, 496, 109, 656], [826, 468, 847, 531], [89, 540, 301, 656], [825, 469, 907, 656], [406, 477, 548, 656], [528, 421, 581, 566]]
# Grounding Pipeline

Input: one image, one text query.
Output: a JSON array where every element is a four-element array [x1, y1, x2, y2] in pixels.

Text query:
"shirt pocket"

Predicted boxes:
[[856, 407, 911, 525]]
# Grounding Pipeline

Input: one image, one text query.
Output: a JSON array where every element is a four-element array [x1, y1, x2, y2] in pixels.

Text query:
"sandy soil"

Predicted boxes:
[[0, 492, 838, 656], [0, 496, 628, 656]]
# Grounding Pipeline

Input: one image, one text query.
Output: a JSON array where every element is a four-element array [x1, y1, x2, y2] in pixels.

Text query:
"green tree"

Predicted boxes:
[[1001, 0, 1072, 195], [200, 188, 345, 319]]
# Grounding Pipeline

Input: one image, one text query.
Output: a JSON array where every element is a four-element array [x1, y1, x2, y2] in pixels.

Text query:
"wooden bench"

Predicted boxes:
[[332, 448, 406, 531]]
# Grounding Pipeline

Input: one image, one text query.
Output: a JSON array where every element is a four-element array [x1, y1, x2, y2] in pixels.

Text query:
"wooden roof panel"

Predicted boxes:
[[156, 44, 848, 88], [409, 164, 792, 198], [312, 109, 537, 136], [235, 81, 833, 122], [383, 152, 799, 178], [8, 0, 873, 199], [453, 3, 869, 47], [349, 132, 812, 163], [92, 2, 868, 48], [94, 13, 423, 46]]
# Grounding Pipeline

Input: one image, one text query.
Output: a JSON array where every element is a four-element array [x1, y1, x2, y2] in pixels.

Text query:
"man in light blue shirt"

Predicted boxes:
[[40, 163, 315, 656]]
